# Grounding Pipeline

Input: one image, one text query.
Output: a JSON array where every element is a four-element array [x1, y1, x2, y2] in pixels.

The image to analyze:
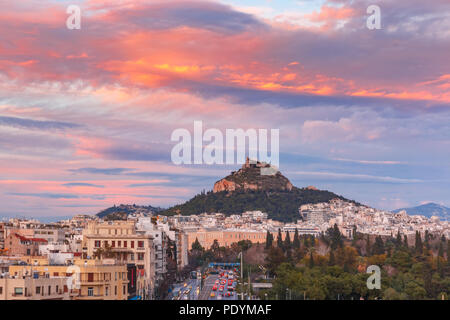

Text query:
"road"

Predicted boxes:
[[170, 278, 201, 300], [198, 274, 219, 300], [199, 271, 238, 301]]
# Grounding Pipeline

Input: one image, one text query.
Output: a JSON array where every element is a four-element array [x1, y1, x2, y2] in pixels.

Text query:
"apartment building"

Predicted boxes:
[[135, 218, 168, 288], [185, 228, 267, 250], [0, 223, 5, 251], [4, 233, 48, 256], [81, 221, 155, 299], [8, 259, 129, 300], [0, 273, 74, 300]]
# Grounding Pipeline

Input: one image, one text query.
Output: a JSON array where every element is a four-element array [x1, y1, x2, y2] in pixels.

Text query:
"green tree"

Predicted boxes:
[[372, 236, 385, 255], [414, 231, 423, 255], [396, 231, 402, 248], [265, 230, 273, 249], [309, 251, 315, 268], [366, 235, 371, 256], [284, 231, 292, 251], [403, 235, 408, 248], [191, 237, 204, 251], [277, 228, 283, 248], [293, 228, 300, 249]]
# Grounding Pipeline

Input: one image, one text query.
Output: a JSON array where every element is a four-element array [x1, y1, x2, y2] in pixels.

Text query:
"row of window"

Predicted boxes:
[[94, 240, 145, 248], [87, 285, 126, 297]]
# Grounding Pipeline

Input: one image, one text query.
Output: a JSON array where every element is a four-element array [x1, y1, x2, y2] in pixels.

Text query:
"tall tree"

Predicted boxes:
[[424, 230, 431, 251], [293, 228, 300, 249], [265, 230, 273, 249], [284, 231, 292, 251], [191, 237, 204, 252], [415, 231, 423, 255], [309, 251, 315, 268], [366, 234, 371, 256], [403, 235, 408, 248], [373, 236, 385, 255], [396, 231, 402, 248], [447, 240, 450, 265], [276, 228, 283, 249]]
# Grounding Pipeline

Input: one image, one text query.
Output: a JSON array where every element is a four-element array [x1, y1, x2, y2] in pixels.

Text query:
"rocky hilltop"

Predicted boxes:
[[213, 158, 293, 193], [161, 159, 353, 222]]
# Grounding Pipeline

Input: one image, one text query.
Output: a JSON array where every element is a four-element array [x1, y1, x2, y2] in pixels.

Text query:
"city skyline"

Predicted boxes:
[[1, 0, 450, 218]]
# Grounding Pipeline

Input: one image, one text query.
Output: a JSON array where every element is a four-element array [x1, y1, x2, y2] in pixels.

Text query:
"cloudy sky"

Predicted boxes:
[[1, 0, 449, 218]]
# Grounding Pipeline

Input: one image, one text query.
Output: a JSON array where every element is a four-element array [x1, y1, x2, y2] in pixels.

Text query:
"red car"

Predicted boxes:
[[228, 280, 233, 286], [219, 286, 224, 292], [226, 292, 231, 297], [212, 285, 217, 291]]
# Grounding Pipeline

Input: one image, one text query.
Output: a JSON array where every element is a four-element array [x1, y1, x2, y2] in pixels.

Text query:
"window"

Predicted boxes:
[[0, 287, 2, 295], [131, 241, 134, 248], [124, 241, 127, 248], [115, 286, 117, 295], [112, 241, 115, 247], [118, 241, 121, 247], [123, 286, 126, 294], [88, 287, 94, 297], [88, 273, 94, 282], [56, 285, 59, 293], [48, 286, 51, 295], [105, 287, 109, 296], [138, 253, 144, 260], [138, 241, 144, 248], [130, 253, 134, 261], [94, 240, 101, 248]]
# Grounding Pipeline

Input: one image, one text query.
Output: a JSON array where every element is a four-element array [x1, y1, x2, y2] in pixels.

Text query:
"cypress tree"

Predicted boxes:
[[265, 230, 273, 249], [366, 235, 371, 256], [396, 231, 402, 248], [447, 240, 450, 265], [293, 228, 300, 249], [403, 235, 408, 248], [309, 251, 314, 268], [415, 231, 423, 255], [438, 241, 444, 257], [424, 230, 431, 251], [277, 228, 283, 248], [373, 236, 385, 255], [284, 231, 292, 251]]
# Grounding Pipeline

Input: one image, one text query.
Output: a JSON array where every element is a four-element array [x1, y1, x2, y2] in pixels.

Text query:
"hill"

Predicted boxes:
[[393, 202, 450, 221], [160, 159, 353, 222], [96, 204, 163, 220]]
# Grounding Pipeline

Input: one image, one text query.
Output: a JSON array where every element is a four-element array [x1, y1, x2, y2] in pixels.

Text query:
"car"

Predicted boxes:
[[212, 285, 217, 291], [183, 283, 187, 287], [210, 292, 215, 297], [228, 287, 234, 291], [228, 280, 233, 286], [219, 286, 224, 292], [226, 292, 231, 297]]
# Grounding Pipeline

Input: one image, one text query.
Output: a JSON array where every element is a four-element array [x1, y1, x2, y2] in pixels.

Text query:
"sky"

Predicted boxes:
[[0, 0, 450, 218]]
